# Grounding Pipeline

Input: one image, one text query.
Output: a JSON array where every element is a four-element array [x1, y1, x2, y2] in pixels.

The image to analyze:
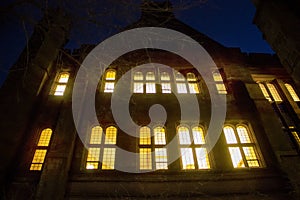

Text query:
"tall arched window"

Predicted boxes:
[[30, 128, 53, 171], [86, 126, 117, 170], [284, 83, 300, 102], [146, 72, 156, 93], [213, 72, 227, 94], [178, 126, 210, 170], [51, 72, 70, 96], [133, 71, 144, 93], [160, 72, 171, 93], [139, 126, 167, 170], [175, 72, 187, 94], [104, 70, 116, 93], [187, 72, 199, 94], [223, 125, 261, 168]]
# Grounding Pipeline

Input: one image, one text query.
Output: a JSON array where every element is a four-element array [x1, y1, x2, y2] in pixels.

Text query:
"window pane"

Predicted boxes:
[[180, 148, 195, 169], [223, 126, 237, 144], [58, 73, 69, 83], [178, 127, 191, 144], [155, 148, 168, 169], [134, 72, 143, 80], [228, 147, 245, 168], [242, 147, 259, 167], [195, 148, 210, 169], [30, 149, 47, 171], [187, 73, 196, 81], [258, 83, 271, 101], [86, 162, 98, 170], [177, 83, 187, 93], [292, 131, 300, 144], [140, 126, 151, 145], [146, 72, 155, 81], [285, 83, 300, 101], [161, 83, 171, 93], [267, 83, 282, 102], [105, 126, 117, 144], [192, 127, 205, 144], [213, 72, 223, 82], [216, 84, 227, 94], [134, 83, 143, 93], [140, 148, 152, 170], [105, 71, 116, 80], [154, 127, 166, 145], [30, 164, 43, 171], [175, 72, 185, 81], [188, 83, 199, 94], [146, 82, 156, 93], [161, 72, 170, 81], [102, 148, 116, 170], [86, 148, 100, 162], [54, 85, 66, 96], [37, 128, 52, 146], [237, 126, 251, 143], [104, 82, 114, 93], [90, 126, 102, 144]]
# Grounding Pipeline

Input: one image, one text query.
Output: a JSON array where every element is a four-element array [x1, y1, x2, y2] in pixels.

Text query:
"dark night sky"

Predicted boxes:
[[0, 0, 274, 86]]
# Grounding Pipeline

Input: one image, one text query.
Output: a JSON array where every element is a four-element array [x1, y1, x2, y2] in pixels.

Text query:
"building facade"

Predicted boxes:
[[1, 1, 300, 199]]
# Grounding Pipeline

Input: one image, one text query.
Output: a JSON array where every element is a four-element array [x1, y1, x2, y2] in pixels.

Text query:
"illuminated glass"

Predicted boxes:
[[213, 72, 223, 82], [195, 148, 210, 169], [134, 83, 143, 93], [188, 83, 199, 94], [229, 147, 245, 168], [134, 72, 143, 80], [146, 72, 155, 80], [146, 82, 156, 93], [192, 127, 205, 144], [177, 83, 187, 93], [258, 83, 271, 101], [37, 128, 52, 146], [105, 126, 117, 144], [154, 127, 166, 145], [175, 72, 185, 81], [30, 150, 47, 171], [140, 148, 152, 170], [155, 148, 168, 169], [267, 83, 282, 102], [52, 72, 69, 96], [161, 72, 170, 81], [223, 126, 237, 144], [104, 82, 114, 93], [292, 131, 300, 144], [102, 148, 116, 169], [180, 148, 195, 169], [178, 126, 191, 144], [105, 70, 116, 80], [237, 126, 251, 143], [86, 148, 100, 169], [58, 73, 69, 83], [161, 83, 171, 93], [140, 127, 151, 145], [285, 83, 300, 101], [216, 84, 227, 94], [54, 85, 66, 96], [187, 73, 196, 81], [90, 126, 102, 144], [242, 147, 259, 167]]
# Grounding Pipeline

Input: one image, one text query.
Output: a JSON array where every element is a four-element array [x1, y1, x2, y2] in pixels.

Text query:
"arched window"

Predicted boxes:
[[285, 83, 300, 102], [86, 126, 117, 170], [258, 82, 282, 102], [213, 72, 227, 94], [258, 83, 271, 101], [223, 125, 261, 168], [266, 83, 282, 102], [139, 126, 167, 170], [175, 72, 187, 93], [104, 70, 116, 93], [133, 71, 144, 93], [146, 72, 156, 93], [30, 128, 53, 171], [51, 72, 70, 96], [187, 72, 199, 94], [178, 125, 210, 170], [160, 72, 171, 93]]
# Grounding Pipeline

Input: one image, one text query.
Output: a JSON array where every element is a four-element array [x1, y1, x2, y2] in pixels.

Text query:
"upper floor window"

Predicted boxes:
[[178, 125, 210, 170], [30, 128, 53, 171], [258, 82, 282, 102], [139, 126, 167, 170], [86, 126, 117, 170], [223, 125, 262, 168], [284, 83, 300, 102], [146, 72, 156, 93], [104, 70, 116, 93], [187, 73, 200, 94], [51, 72, 70, 96], [213, 72, 227, 94], [160, 72, 171, 93]]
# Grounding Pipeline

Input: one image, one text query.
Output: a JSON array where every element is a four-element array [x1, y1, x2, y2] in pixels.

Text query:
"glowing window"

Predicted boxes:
[[258, 83, 271, 101], [52, 72, 69, 96], [161, 72, 170, 81], [103, 70, 116, 93], [192, 127, 205, 144], [134, 72, 143, 80], [155, 148, 168, 169], [86, 126, 117, 170], [292, 131, 300, 145], [140, 126, 151, 145], [224, 125, 261, 168], [102, 148, 116, 170], [161, 83, 171, 93], [188, 83, 199, 94], [30, 128, 53, 171], [175, 72, 185, 81], [213, 72, 223, 82], [154, 127, 166, 145], [285, 83, 300, 101], [90, 126, 102, 144], [134, 83, 143, 93], [187, 73, 196, 81], [178, 126, 191, 145], [178, 125, 210, 170], [177, 83, 187, 94], [216, 84, 227, 94], [105, 126, 117, 144], [140, 148, 152, 170], [30, 150, 47, 171], [180, 148, 195, 169], [146, 82, 156, 93], [146, 72, 155, 80], [267, 83, 282, 102], [37, 128, 52, 146], [213, 72, 227, 94]]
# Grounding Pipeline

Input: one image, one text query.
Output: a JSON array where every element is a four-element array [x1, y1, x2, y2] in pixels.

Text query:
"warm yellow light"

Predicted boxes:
[[223, 126, 237, 144], [154, 127, 166, 145], [285, 83, 300, 101], [178, 126, 191, 145], [54, 85, 66, 96], [37, 128, 52, 146], [267, 83, 282, 102], [58, 73, 69, 83], [90, 126, 102, 144], [195, 148, 210, 169], [102, 148, 116, 170], [213, 72, 223, 82], [30, 149, 47, 171], [258, 83, 271, 101], [105, 71, 116, 80], [188, 83, 199, 94], [134, 72, 143, 80], [140, 148, 152, 170], [236, 126, 251, 143], [187, 73, 197, 81], [192, 127, 205, 144], [155, 148, 168, 169], [105, 126, 117, 144], [229, 147, 245, 168], [140, 127, 151, 145], [180, 148, 195, 169], [104, 82, 114, 93]]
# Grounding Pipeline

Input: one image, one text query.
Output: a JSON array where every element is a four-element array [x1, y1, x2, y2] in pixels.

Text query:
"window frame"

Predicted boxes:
[[103, 69, 116, 93], [50, 72, 70, 96]]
